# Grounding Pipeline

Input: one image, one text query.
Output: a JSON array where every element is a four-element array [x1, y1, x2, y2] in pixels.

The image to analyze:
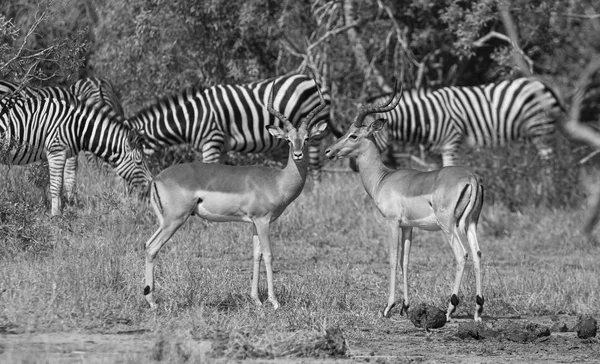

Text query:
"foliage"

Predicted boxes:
[[91, 0, 284, 112], [0, 0, 90, 85], [2, 0, 600, 210]]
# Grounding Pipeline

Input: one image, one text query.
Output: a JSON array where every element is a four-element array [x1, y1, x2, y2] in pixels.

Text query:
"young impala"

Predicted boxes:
[[142, 80, 328, 309], [325, 83, 485, 322]]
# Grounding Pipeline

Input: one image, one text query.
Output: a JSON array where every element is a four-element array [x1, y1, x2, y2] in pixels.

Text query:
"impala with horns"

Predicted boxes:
[[325, 82, 485, 322], [142, 79, 328, 309]]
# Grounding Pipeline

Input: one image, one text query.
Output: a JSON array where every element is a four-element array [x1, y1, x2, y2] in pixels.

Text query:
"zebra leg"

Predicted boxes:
[[201, 139, 224, 164], [308, 142, 322, 187], [63, 155, 78, 205], [47, 151, 68, 216]]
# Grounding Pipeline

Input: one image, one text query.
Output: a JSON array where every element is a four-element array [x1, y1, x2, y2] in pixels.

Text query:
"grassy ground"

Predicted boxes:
[[1, 158, 599, 362]]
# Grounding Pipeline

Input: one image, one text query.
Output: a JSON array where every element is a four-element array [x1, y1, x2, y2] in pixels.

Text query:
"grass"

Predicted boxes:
[[1, 156, 599, 361]]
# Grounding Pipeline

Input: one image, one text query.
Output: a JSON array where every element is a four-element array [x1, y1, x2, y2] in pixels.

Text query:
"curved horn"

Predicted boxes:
[[353, 79, 403, 127], [267, 80, 293, 130], [301, 79, 327, 128]]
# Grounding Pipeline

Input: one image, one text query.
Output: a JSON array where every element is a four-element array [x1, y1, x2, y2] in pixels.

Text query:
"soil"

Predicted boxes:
[[1, 315, 598, 363]]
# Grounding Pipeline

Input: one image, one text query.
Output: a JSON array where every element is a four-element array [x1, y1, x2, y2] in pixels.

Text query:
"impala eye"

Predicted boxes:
[[349, 134, 358, 140]]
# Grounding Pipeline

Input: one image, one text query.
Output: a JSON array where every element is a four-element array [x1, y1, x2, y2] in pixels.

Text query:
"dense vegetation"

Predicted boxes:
[[3, 0, 600, 209]]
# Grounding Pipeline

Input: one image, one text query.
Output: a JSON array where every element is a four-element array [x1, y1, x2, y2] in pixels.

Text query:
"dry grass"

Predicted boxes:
[[1, 155, 599, 361]]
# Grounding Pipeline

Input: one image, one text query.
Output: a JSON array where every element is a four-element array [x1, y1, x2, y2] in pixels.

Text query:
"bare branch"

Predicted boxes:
[[563, 56, 600, 149], [0, 7, 48, 74], [498, 0, 534, 76], [306, 21, 359, 53], [560, 13, 600, 20], [343, 0, 392, 93], [376, 0, 421, 68], [473, 30, 511, 47]]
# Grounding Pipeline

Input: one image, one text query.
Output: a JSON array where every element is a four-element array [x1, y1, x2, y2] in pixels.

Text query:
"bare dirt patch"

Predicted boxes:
[[1, 315, 598, 363]]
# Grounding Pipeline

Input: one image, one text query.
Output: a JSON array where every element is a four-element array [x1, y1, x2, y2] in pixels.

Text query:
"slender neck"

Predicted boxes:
[[74, 105, 124, 161], [355, 136, 392, 199], [277, 148, 309, 200]]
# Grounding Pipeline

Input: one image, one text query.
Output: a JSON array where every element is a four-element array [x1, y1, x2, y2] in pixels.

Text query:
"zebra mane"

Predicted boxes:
[[134, 86, 205, 117]]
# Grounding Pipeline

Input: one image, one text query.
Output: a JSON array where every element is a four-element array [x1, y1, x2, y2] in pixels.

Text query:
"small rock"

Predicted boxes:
[[526, 323, 551, 338], [502, 322, 551, 343], [408, 303, 446, 330], [574, 315, 597, 339], [456, 322, 499, 340], [551, 322, 569, 333]]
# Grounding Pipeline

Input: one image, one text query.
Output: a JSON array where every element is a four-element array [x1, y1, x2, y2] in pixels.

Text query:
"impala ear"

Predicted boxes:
[[309, 121, 328, 138], [266, 125, 287, 139], [369, 118, 387, 133]]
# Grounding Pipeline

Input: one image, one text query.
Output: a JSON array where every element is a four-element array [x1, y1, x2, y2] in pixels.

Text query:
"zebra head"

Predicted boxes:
[[265, 79, 328, 161], [326, 81, 403, 160], [108, 122, 153, 191]]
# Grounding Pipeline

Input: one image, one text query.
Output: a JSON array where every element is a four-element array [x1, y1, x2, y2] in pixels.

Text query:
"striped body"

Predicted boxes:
[[70, 77, 127, 174], [368, 78, 562, 166], [1, 78, 128, 201], [0, 95, 151, 215], [127, 74, 339, 181], [70, 77, 124, 116]]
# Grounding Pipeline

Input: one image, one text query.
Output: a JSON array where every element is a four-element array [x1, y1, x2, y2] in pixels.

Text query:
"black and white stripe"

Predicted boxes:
[[0, 92, 152, 215], [127, 74, 341, 182], [368, 77, 562, 166], [70, 77, 124, 116]]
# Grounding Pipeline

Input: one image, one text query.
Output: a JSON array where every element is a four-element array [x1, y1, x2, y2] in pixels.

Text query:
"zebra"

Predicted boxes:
[[0, 78, 129, 203], [70, 77, 125, 116], [125, 74, 342, 183], [0, 93, 152, 215], [364, 77, 563, 167], [69, 77, 128, 175]]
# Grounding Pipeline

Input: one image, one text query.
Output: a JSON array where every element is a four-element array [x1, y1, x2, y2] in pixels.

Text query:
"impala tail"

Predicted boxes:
[[454, 177, 484, 231]]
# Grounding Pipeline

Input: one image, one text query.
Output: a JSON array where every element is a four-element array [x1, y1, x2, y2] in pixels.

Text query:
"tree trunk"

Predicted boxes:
[[343, 0, 392, 93]]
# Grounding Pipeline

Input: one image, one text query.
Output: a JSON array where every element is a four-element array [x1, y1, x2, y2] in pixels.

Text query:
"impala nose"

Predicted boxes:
[[293, 151, 303, 159]]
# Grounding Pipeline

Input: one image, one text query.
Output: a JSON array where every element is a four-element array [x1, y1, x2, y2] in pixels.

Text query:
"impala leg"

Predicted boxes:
[[467, 223, 484, 321], [144, 221, 184, 309], [254, 219, 280, 309], [63, 155, 78, 205], [250, 225, 263, 307], [444, 229, 467, 321], [400, 227, 413, 316], [382, 221, 400, 318]]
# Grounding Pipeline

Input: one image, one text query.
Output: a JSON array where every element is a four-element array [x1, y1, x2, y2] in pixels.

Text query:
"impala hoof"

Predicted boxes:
[[381, 302, 396, 318], [270, 299, 280, 310]]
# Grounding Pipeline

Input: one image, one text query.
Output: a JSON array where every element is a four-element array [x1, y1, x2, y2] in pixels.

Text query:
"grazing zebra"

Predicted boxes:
[[0, 94, 152, 215], [365, 77, 563, 167], [0, 78, 129, 202], [70, 77, 128, 175], [125, 74, 342, 183]]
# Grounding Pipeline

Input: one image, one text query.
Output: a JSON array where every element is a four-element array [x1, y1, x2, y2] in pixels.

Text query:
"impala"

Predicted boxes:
[[142, 80, 328, 309], [325, 83, 485, 322]]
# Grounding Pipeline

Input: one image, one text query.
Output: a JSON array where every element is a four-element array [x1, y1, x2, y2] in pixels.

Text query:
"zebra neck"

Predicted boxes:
[[355, 137, 392, 200]]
